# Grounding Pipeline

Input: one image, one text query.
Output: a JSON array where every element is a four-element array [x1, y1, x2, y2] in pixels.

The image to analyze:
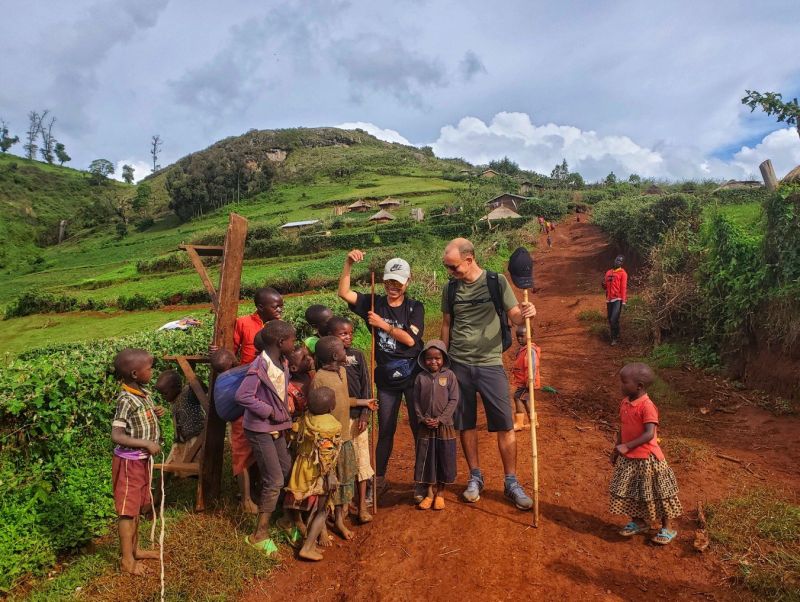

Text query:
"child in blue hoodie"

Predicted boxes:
[[413, 340, 460, 511]]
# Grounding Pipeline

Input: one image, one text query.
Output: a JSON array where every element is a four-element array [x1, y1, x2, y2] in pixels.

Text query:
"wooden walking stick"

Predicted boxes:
[[369, 271, 378, 514], [508, 247, 539, 527]]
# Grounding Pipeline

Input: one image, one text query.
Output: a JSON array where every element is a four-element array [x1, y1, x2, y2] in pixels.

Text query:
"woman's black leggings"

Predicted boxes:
[[376, 382, 418, 478]]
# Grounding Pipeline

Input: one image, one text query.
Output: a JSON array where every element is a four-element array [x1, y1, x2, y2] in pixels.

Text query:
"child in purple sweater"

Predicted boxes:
[[235, 320, 296, 555]]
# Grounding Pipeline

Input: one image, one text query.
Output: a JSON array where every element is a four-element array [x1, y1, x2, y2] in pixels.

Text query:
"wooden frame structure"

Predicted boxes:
[[154, 213, 248, 509]]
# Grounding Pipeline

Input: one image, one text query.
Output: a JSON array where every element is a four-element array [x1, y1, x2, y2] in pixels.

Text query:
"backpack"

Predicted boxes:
[[213, 364, 249, 422], [447, 270, 513, 352]]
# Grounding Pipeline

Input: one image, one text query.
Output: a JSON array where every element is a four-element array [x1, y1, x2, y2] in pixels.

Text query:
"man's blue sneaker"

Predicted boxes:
[[504, 479, 533, 510], [462, 470, 484, 503]]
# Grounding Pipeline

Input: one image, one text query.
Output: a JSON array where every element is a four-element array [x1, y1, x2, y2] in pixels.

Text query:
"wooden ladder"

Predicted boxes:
[[154, 213, 248, 510]]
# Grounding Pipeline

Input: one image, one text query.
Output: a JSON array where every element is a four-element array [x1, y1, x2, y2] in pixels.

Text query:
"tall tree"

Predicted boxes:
[[150, 135, 162, 172], [88, 158, 115, 185], [122, 164, 135, 184], [39, 115, 56, 163], [24, 111, 45, 160], [742, 90, 800, 139], [54, 142, 71, 166], [605, 171, 618, 186], [0, 120, 20, 153]]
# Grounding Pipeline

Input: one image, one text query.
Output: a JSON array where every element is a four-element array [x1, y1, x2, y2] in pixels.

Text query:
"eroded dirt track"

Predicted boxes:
[[242, 219, 799, 602]]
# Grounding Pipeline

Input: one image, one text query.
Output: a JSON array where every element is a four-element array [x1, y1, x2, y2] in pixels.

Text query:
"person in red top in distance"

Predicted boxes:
[[609, 363, 682, 545], [231, 287, 284, 513], [603, 255, 628, 346]]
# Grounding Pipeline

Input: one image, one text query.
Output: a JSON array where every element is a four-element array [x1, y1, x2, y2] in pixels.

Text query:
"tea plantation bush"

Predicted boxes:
[[0, 326, 211, 590]]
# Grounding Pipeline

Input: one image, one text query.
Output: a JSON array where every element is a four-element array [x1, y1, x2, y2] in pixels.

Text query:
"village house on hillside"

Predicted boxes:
[[481, 206, 524, 222], [485, 192, 528, 212], [480, 168, 500, 178], [347, 199, 371, 212], [369, 209, 395, 224], [378, 197, 402, 209], [410, 207, 425, 222], [519, 180, 533, 195]]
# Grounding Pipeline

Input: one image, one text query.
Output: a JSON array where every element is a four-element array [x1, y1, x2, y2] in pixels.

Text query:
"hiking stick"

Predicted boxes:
[[524, 288, 539, 527], [370, 271, 378, 514]]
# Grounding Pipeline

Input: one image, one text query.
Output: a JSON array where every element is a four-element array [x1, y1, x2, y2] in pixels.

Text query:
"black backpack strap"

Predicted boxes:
[[446, 278, 459, 316], [485, 271, 504, 318]]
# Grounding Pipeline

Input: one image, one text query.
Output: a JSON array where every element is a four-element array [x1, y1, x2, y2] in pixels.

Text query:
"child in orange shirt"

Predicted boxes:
[[510, 324, 540, 431], [610, 363, 682, 545]]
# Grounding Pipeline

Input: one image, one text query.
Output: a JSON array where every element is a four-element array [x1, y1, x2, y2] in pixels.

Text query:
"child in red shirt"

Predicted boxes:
[[510, 324, 540, 431], [609, 363, 682, 545]]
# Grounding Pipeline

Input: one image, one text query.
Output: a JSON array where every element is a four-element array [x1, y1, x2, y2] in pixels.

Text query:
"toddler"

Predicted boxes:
[[509, 324, 541, 431], [285, 386, 343, 562], [412, 340, 459, 510], [610, 363, 682, 545], [304, 304, 333, 354], [154, 369, 206, 477]]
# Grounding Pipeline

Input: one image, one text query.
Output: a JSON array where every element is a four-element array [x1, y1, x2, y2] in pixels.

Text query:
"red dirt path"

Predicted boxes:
[[242, 219, 800, 601]]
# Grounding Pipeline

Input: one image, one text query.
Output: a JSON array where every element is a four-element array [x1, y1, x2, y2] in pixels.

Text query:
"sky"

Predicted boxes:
[[1, 0, 798, 183]]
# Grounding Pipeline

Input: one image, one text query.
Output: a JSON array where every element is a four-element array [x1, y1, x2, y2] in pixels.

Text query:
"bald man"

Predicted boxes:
[[441, 238, 537, 510]]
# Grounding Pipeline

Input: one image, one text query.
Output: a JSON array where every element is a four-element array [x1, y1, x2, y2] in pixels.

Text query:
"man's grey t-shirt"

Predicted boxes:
[[441, 271, 517, 366]]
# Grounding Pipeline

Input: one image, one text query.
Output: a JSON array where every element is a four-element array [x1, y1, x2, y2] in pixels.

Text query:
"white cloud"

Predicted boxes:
[[335, 122, 412, 145], [729, 128, 800, 180], [111, 159, 152, 184], [430, 112, 800, 181]]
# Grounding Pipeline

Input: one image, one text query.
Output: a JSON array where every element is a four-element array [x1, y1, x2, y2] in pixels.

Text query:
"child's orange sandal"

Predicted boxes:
[[651, 528, 677, 545], [433, 496, 445, 511], [417, 496, 434, 510]]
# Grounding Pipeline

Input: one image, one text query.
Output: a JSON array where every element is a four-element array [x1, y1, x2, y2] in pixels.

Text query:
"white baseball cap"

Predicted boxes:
[[383, 258, 411, 284]]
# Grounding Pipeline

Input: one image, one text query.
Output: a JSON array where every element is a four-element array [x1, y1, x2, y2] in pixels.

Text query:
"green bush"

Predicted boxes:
[[4, 290, 78, 319], [593, 193, 697, 257], [136, 252, 192, 274], [0, 327, 211, 590], [517, 197, 569, 220]]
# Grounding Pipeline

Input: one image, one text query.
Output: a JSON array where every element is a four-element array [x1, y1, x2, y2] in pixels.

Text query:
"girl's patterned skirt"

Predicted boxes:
[[609, 454, 682, 521]]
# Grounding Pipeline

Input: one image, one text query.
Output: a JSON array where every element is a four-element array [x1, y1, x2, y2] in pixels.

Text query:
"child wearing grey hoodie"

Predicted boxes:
[[412, 339, 460, 511]]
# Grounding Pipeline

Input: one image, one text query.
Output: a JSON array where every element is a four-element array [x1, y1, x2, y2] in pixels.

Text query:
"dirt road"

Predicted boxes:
[[243, 219, 799, 601]]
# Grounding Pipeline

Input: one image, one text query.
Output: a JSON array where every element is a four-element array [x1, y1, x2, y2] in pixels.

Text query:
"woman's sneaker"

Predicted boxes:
[[504, 478, 533, 510], [462, 470, 484, 503]]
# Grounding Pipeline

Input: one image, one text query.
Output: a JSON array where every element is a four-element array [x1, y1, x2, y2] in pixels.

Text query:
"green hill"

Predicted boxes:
[[0, 154, 135, 270], [0, 127, 476, 309]]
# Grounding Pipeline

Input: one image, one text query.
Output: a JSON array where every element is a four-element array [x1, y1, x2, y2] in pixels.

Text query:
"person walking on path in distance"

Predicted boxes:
[[603, 255, 628, 346], [338, 249, 425, 502], [440, 238, 537, 510]]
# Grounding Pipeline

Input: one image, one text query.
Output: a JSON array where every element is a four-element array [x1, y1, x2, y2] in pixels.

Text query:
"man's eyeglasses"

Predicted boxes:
[[443, 261, 462, 272]]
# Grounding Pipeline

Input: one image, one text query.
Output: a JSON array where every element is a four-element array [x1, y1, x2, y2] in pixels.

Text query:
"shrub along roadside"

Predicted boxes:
[[0, 292, 360, 591]]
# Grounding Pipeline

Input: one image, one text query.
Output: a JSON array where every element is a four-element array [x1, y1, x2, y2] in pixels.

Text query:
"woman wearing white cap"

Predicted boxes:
[[339, 249, 425, 502]]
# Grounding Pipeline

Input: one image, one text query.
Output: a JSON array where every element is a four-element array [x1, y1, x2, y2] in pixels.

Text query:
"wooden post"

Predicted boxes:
[[201, 213, 248, 504], [760, 159, 778, 191]]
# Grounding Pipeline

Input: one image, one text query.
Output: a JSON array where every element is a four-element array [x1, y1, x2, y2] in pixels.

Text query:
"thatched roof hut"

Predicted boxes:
[[782, 165, 800, 184], [480, 206, 524, 221], [378, 197, 402, 208], [369, 209, 396, 223], [712, 180, 763, 193], [644, 184, 665, 195], [347, 199, 371, 212], [480, 168, 500, 178]]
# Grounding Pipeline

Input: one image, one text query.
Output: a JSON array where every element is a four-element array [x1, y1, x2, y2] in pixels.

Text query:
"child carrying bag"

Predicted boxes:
[[213, 364, 249, 421]]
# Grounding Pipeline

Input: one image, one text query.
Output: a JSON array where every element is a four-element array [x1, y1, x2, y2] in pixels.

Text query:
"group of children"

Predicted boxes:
[[109, 286, 682, 573]]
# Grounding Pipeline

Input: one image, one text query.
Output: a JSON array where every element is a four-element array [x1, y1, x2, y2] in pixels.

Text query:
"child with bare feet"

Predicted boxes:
[[111, 348, 166, 575], [310, 336, 377, 540], [509, 324, 541, 431], [285, 386, 343, 561], [281, 344, 316, 537], [328, 316, 375, 524], [235, 320, 296, 556], [413, 340, 459, 510], [610, 363, 682, 546]]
